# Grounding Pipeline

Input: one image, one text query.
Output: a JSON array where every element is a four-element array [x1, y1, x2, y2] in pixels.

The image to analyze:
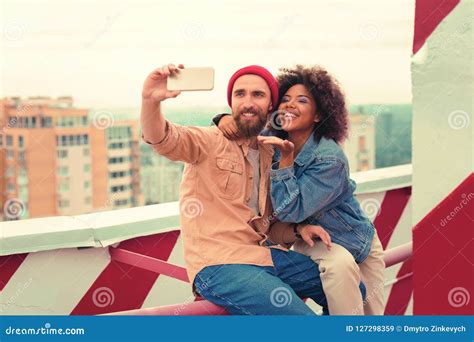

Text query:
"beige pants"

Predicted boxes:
[[294, 232, 385, 315]]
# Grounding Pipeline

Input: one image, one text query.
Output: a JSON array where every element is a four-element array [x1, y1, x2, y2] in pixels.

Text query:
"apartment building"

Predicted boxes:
[[0, 96, 143, 221]]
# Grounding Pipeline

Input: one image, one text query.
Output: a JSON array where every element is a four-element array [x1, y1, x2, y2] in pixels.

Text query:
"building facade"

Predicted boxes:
[[0, 97, 143, 221]]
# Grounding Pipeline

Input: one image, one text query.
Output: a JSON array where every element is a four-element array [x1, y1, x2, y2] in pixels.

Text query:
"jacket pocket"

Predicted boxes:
[[215, 158, 244, 200]]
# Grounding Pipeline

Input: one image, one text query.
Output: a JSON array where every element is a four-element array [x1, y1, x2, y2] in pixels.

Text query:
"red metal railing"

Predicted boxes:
[[105, 241, 412, 316]]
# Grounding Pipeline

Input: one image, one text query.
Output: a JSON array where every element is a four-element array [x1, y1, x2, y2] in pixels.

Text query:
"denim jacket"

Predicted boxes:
[[270, 133, 375, 263]]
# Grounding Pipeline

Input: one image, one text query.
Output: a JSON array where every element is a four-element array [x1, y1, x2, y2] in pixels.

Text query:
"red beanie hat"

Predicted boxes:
[[227, 65, 278, 108]]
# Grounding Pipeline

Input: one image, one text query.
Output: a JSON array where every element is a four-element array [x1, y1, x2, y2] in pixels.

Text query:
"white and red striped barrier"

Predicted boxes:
[[0, 165, 414, 315]]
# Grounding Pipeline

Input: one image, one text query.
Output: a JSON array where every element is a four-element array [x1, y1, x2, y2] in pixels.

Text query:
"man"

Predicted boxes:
[[141, 63, 335, 315]]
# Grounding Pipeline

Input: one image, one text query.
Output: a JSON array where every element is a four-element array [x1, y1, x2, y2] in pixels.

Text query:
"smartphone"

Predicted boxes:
[[167, 67, 214, 91]]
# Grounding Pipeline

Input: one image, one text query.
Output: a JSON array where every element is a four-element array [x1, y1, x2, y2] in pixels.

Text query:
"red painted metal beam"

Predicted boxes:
[[109, 247, 189, 283], [384, 242, 412, 268], [105, 299, 229, 316], [105, 242, 413, 316]]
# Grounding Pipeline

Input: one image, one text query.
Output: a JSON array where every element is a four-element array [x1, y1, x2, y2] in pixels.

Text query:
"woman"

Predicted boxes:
[[215, 65, 385, 315]]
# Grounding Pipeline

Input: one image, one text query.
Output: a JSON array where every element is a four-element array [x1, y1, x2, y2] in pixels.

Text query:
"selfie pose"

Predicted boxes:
[[140, 63, 366, 315], [215, 65, 385, 315]]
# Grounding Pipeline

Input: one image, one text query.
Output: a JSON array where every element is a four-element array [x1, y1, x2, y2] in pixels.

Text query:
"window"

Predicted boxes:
[[19, 185, 28, 200], [6, 166, 15, 177], [108, 142, 124, 149], [111, 185, 127, 192], [41, 117, 52, 128], [7, 182, 15, 192], [84, 164, 91, 172], [7, 150, 14, 160], [109, 157, 126, 164], [18, 136, 24, 148], [8, 117, 18, 128], [6, 135, 13, 147], [83, 148, 90, 156], [58, 199, 70, 208], [59, 166, 69, 176], [82, 116, 88, 126], [57, 150, 68, 158], [18, 151, 25, 161], [60, 182, 69, 192], [56, 134, 89, 146], [85, 196, 92, 205], [110, 171, 126, 178], [84, 181, 90, 189], [114, 199, 128, 206], [17, 170, 28, 186]]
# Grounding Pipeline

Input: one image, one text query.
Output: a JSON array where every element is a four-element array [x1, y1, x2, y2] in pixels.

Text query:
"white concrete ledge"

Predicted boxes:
[[0, 202, 180, 256], [352, 164, 412, 194], [0, 164, 412, 256]]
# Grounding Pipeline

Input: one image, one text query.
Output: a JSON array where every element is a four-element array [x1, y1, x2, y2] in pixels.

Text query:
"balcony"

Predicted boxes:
[[0, 164, 414, 315]]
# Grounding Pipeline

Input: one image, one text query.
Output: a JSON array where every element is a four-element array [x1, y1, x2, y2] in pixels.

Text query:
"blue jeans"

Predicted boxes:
[[194, 248, 365, 315]]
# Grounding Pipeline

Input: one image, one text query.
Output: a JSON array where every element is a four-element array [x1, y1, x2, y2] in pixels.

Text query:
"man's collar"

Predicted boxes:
[[236, 136, 273, 157]]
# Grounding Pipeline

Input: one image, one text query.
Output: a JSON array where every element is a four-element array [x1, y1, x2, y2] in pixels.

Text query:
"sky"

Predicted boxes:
[[1, 0, 415, 110]]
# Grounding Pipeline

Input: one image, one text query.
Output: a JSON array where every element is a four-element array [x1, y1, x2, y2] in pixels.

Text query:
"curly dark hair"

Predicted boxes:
[[272, 65, 349, 144]]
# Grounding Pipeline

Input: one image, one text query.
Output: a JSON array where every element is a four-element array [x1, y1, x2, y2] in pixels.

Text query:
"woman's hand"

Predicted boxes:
[[142, 63, 184, 104], [297, 223, 332, 250], [257, 136, 295, 168], [218, 115, 241, 140]]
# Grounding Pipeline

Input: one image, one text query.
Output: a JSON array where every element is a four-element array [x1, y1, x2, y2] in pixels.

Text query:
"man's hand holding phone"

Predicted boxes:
[[142, 63, 184, 104], [141, 63, 216, 145]]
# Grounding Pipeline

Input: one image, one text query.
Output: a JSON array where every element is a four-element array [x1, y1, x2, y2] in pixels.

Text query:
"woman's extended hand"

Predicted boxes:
[[257, 136, 295, 168], [297, 224, 332, 250]]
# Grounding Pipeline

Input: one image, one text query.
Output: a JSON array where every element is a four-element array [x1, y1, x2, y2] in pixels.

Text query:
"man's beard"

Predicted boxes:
[[234, 110, 267, 138]]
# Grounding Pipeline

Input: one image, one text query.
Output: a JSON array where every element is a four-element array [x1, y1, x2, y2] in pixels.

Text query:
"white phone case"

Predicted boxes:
[[167, 67, 214, 91]]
